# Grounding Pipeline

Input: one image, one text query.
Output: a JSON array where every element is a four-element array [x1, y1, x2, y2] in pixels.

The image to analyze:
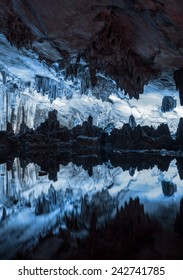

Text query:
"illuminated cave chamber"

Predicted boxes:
[[1, 0, 183, 134], [1, 0, 183, 260]]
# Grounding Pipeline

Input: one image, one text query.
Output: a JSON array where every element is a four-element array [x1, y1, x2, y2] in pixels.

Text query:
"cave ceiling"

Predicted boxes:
[[1, 0, 183, 100]]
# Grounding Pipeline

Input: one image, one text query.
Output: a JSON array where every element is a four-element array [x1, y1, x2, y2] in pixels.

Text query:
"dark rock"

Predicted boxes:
[[176, 118, 183, 145], [107, 122, 173, 150], [174, 69, 183, 106], [156, 123, 171, 137], [19, 123, 32, 135], [161, 96, 176, 112], [36, 110, 60, 138], [0, 131, 8, 145], [6, 122, 14, 136], [72, 116, 102, 139], [38, 171, 47, 176], [161, 180, 177, 196], [176, 158, 183, 180], [175, 198, 183, 234], [3, 1, 183, 101], [0, 0, 34, 48], [82, 197, 159, 259]]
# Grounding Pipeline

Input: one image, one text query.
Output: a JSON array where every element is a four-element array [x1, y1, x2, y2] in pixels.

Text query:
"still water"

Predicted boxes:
[[0, 153, 183, 259]]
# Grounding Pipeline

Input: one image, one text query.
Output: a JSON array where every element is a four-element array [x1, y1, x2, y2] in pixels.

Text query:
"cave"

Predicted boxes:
[[1, 0, 183, 260]]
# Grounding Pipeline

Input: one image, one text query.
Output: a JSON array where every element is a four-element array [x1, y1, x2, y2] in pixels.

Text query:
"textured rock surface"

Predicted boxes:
[[1, 1, 183, 98]]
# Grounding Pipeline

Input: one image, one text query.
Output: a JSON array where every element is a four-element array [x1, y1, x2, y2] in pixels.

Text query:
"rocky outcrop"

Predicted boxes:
[[161, 96, 177, 112], [30, 111, 175, 151], [107, 122, 173, 150], [36, 110, 60, 138], [72, 116, 102, 139]]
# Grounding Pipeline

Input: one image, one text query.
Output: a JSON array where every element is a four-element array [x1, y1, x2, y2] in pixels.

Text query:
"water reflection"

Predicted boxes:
[[0, 152, 183, 259]]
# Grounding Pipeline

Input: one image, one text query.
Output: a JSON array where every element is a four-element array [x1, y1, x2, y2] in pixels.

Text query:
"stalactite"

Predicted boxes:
[[42, 77, 50, 96], [35, 75, 60, 103]]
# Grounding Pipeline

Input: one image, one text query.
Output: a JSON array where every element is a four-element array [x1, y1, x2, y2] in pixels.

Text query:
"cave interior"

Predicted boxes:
[[1, 0, 183, 260]]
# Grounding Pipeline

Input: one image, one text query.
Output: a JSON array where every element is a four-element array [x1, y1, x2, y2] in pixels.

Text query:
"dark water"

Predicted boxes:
[[0, 152, 183, 259]]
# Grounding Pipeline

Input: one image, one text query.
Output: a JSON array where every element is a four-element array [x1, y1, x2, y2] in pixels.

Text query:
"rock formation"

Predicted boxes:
[[107, 122, 173, 150], [1, 1, 183, 99]]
